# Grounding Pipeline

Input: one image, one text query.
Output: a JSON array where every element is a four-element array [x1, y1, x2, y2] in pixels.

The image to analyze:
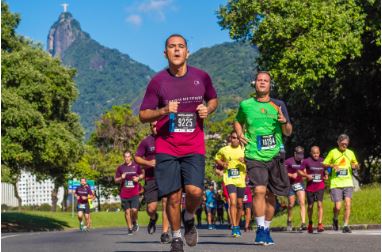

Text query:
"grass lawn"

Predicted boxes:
[[2, 184, 380, 232]]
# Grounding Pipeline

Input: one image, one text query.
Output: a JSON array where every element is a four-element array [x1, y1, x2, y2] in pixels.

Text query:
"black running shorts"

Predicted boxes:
[[155, 153, 205, 198]]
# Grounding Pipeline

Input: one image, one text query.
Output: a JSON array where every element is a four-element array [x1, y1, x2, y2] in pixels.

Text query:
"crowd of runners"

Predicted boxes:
[[74, 34, 360, 252]]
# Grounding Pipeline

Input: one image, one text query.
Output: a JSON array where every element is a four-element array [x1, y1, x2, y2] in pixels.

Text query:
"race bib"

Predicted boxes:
[[208, 202, 214, 208], [337, 169, 348, 177], [78, 204, 86, 209], [243, 195, 248, 201], [124, 180, 134, 188], [228, 168, 240, 178], [292, 183, 304, 191], [312, 174, 322, 183], [174, 113, 196, 133], [257, 134, 276, 150]]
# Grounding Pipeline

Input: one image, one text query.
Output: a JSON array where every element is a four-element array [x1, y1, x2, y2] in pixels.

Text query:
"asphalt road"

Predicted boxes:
[[2, 226, 380, 252]]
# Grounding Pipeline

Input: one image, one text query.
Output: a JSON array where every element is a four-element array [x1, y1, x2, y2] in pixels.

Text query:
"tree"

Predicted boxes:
[[73, 104, 149, 210], [1, 2, 84, 210], [218, 0, 380, 182], [204, 111, 237, 183]]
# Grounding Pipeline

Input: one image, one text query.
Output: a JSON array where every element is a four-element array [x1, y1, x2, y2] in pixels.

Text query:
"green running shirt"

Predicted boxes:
[[236, 98, 290, 162]]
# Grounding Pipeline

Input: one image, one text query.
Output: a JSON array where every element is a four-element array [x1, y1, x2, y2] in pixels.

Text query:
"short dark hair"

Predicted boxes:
[[123, 151, 131, 156], [165, 34, 188, 48]]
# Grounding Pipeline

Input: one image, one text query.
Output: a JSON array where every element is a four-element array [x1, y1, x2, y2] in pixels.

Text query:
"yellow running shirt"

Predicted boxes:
[[215, 145, 246, 188], [323, 148, 358, 189]]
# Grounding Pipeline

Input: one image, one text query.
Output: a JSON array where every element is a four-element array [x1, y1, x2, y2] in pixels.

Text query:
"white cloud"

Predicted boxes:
[[126, 14, 142, 26], [125, 0, 176, 24]]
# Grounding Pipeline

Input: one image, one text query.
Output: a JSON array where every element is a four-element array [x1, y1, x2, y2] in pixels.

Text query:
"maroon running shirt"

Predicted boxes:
[[301, 157, 325, 192], [115, 162, 142, 199], [140, 66, 217, 157], [75, 185, 93, 204], [135, 135, 156, 181], [284, 157, 304, 184]]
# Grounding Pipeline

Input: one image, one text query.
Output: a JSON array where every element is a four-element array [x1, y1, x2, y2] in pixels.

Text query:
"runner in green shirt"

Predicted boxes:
[[323, 134, 359, 233], [234, 71, 292, 246]]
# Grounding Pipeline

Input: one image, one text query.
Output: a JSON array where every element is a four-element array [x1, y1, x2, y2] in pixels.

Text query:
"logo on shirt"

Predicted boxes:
[[261, 108, 267, 114], [194, 80, 200, 86]]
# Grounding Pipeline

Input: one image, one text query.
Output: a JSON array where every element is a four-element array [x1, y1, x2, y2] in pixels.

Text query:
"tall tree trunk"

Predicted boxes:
[[62, 188, 68, 212], [12, 174, 22, 211], [96, 184, 101, 211], [51, 182, 59, 212]]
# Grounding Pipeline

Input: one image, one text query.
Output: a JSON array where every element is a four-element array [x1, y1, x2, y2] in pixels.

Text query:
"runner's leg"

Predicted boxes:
[[162, 197, 170, 233], [296, 190, 306, 224], [344, 197, 351, 225], [167, 189, 182, 232], [287, 195, 296, 222]]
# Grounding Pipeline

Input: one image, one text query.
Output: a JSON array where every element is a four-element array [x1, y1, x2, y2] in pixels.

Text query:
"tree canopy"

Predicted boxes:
[[1, 2, 84, 207], [218, 0, 380, 182]]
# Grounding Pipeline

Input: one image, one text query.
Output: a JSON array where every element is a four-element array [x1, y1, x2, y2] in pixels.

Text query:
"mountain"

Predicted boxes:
[[47, 12, 259, 136], [47, 12, 155, 137], [188, 42, 259, 119]]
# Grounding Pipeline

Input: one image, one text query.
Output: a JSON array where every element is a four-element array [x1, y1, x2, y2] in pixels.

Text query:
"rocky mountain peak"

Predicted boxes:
[[47, 12, 85, 58]]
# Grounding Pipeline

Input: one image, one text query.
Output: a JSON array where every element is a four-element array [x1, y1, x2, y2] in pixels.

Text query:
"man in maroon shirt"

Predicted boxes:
[[75, 178, 94, 231], [139, 34, 218, 252], [285, 146, 307, 231], [299, 146, 327, 233], [135, 121, 170, 243], [114, 151, 144, 235]]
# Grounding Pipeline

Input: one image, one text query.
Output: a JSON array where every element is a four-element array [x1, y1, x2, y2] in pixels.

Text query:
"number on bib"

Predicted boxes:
[[228, 168, 240, 178], [174, 113, 196, 133], [312, 174, 322, 183], [257, 135, 276, 150], [78, 204, 86, 209], [337, 169, 348, 177], [124, 180, 134, 188]]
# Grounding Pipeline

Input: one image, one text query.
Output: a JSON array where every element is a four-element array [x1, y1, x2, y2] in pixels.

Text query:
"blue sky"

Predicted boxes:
[[7, 0, 233, 71]]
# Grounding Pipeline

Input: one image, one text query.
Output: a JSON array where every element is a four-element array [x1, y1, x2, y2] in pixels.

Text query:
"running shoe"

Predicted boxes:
[[170, 237, 184, 252], [317, 223, 325, 232], [300, 223, 307, 231], [333, 218, 339, 231], [254, 226, 266, 245], [342, 226, 352, 233], [160, 232, 172, 244], [147, 213, 158, 234], [307, 224, 313, 233], [235, 226, 242, 237], [181, 209, 198, 247], [287, 221, 292, 232], [127, 228, 133, 235], [132, 221, 139, 232], [231, 226, 236, 237], [264, 228, 275, 246], [212, 224, 217, 230], [79, 221, 84, 231]]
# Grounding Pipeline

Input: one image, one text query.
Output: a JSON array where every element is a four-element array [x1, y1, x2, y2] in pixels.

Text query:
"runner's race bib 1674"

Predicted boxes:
[[257, 134, 276, 150], [228, 168, 240, 178]]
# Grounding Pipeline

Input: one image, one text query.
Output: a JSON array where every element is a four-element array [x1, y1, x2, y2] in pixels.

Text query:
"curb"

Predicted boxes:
[[270, 224, 381, 232]]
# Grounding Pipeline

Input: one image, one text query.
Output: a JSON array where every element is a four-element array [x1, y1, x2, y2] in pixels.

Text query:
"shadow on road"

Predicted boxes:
[[1, 212, 70, 233], [116, 241, 161, 244]]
